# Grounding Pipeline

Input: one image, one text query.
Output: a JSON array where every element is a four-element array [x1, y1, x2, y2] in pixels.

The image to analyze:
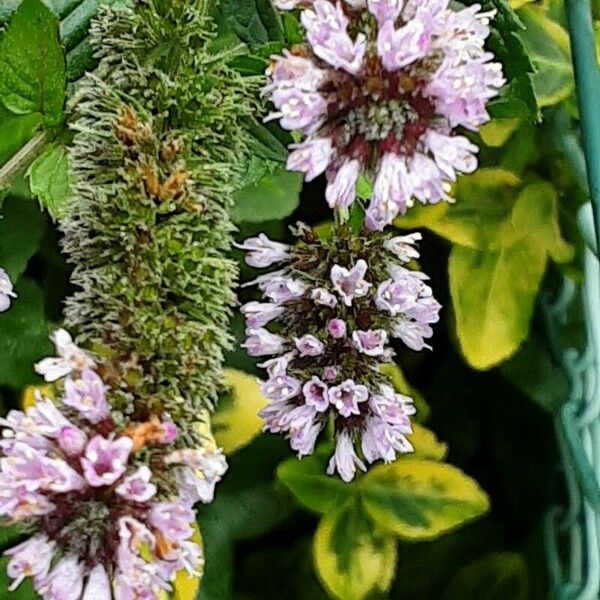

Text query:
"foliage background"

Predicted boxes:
[[0, 0, 592, 598]]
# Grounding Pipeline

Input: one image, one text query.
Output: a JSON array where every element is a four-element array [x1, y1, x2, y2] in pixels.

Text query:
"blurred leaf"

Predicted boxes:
[[501, 338, 568, 412], [27, 144, 72, 220], [0, 106, 42, 167], [479, 118, 521, 147], [442, 552, 529, 600], [519, 6, 574, 107], [0, 0, 65, 125], [313, 500, 397, 600], [0, 195, 46, 281], [232, 168, 302, 224], [213, 369, 268, 455], [361, 458, 489, 541], [218, 0, 284, 47], [246, 120, 288, 163], [277, 446, 352, 514], [395, 168, 521, 250], [0, 524, 24, 551], [0, 277, 51, 390], [410, 424, 448, 461], [282, 11, 303, 44]]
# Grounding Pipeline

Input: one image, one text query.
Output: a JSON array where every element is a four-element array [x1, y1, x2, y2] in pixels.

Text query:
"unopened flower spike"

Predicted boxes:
[[266, 0, 504, 229], [239, 226, 441, 481]]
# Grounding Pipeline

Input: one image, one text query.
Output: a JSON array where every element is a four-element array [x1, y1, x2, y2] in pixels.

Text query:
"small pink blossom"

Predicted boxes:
[[329, 380, 369, 417], [57, 425, 87, 456], [352, 329, 388, 356], [325, 159, 361, 209], [237, 234, 290, 268], [82, 564, 111, 600], [243, 328, 287, 356], [287, 137, 333, 181], [262, 374, 303, 402], [35, 329, 95, 382], [5, 535, 55, 591], [303, 377, 330, 412], [81, 435, 133, 487], [116, 466, 157, 503], [383, 233, 422, 262], [241, 301, 285, 329], [327, 430, 366, 482], [149, 501, 195, 542], [294, 334, 325, 356], [36, 555, 84, 600], [331, 259, 371, 306], [311, 287, 338, 308], [327, 318, 347, 339]]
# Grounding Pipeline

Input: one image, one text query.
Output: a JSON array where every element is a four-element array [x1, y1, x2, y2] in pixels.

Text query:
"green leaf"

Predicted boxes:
[[213, 369, 268, 455], [361, 458, 489, 541], [0, 0, 66, 125], [0, 524, 24, 551], [277, 446, 353, 514], [0, 195, 46, 281], [232, 167, 302, 224], [27, 144, 72, 219], [442, 552, 529, 600], [313, 500, 397, 600], [218, 0, 284, 47], [0, 277, 52, 389], [472, 0, 538, 120], [519, 6, 574, 107]]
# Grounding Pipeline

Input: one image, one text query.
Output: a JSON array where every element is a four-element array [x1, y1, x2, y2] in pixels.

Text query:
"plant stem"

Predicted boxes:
[[0, 132, 48, 190]]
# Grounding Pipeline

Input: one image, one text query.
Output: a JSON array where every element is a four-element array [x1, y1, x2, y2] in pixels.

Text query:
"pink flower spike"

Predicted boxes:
[[81, 435, 133, 487], [116, 466, 157, 503]]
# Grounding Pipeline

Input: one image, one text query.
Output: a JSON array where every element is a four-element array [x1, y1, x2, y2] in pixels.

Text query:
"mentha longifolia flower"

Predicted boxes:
[[0, 267, 17, 313], [1, 330, 227, 600], [266, 0, 504, 229], [238, 227, 440, 482]]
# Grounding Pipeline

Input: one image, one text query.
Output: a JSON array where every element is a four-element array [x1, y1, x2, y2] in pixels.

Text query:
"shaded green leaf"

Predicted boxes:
[[0, 195, 46, 281], [218, 0, 284, 47], [313, 500, 397, 600], [0, 277, 52, 389], [232, 167, 302, 223], [0, 105, 42, 167], [442, 552, 529, 600], [0, 0, 66, 124], [28, 144, 72, 219]]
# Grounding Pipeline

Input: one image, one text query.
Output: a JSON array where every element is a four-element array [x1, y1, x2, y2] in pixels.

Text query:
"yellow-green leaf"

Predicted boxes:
[[449, 241, 547, 370], [395, 169, 521, 250], [360, 458, 489, 541], [313, 501, 397, 600], [479, 119, 521, 147], [519, 6, 573, 107], [212, 369, 268, 455], [410, 424, 448, 461]]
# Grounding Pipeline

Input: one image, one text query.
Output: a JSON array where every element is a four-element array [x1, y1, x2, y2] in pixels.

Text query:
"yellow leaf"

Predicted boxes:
[[212, 369, 268, 455], [313, 501, 397, 600], [479, 119, 521, 147], [158, 523, 203, 600], [20, 384, 54, 410], [361, 458, 489, 541], [410, 424, 448, 461]]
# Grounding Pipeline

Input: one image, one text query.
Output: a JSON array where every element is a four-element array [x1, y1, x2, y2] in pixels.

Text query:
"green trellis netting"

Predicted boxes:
[[547, 0, 600, 596]]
